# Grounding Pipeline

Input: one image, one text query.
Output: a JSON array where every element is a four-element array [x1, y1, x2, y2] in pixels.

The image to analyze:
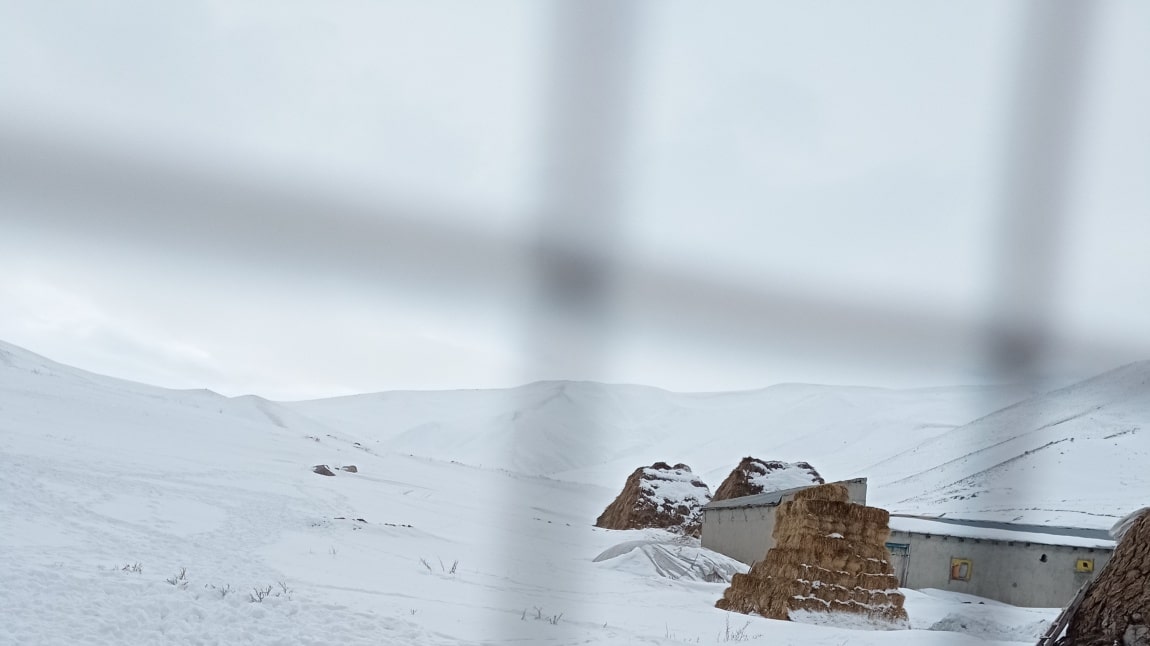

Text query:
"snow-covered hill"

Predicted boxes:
[[289, 371, 1149, 530], [2, 339, 1145, 645], [289, 380, 1023, 494], [874, 361, 1150, 528]]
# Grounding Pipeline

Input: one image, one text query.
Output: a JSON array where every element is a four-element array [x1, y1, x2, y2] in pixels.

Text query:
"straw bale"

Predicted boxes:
[[594, 462, 712, 537], [712, 457, 825, 502], [778, 498, 890, 526], [771, 535, 890, 562], [762, 555, 895, 581], [792, 482, 849, 503], [773, 519, 890, 547], [1062, 508, 1150, 646]]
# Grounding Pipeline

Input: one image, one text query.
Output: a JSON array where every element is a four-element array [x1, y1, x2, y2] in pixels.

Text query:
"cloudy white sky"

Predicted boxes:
[[1, 0, 1148, 400]]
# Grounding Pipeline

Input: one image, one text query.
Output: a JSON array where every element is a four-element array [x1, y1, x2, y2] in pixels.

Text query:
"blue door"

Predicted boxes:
[[885, 542, 911, 587]]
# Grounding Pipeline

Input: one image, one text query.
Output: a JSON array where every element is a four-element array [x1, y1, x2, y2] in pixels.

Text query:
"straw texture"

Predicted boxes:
[[715, 483, 907, 626], [712, 457, 824, 502], [1062, 508, 1150, 645], [595, 462, 712, 537]]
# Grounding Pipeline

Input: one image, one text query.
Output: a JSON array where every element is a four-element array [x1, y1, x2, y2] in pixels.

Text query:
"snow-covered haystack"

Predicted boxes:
[[1063, 507, 1150, 645], [712, 457, 824, 502], [715, 483, 907, 628], [592, 538, 746, 583], [595, 462, 712, 537]]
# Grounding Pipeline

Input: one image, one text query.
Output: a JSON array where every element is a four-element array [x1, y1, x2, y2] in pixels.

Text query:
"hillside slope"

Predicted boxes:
[[872, 362, 1150, 528], [289, 381, 1021, 487], [289, 366, 1150, 530], [7, 336, 1142, 531], [3, 338, 1069, 644]]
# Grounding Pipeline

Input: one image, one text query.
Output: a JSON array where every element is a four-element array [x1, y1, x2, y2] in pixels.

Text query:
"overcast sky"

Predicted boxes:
[[1, 0, 1148, 400]]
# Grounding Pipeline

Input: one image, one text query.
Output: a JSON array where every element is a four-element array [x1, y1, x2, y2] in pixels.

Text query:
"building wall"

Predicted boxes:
[[701, 505, 779, 566], [839, 478, 868, 506], [889, 530, 1113, 608], [701, 479, 868, 566]]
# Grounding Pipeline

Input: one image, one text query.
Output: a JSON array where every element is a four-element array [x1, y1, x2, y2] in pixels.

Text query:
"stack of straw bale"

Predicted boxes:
[[1061, 507, 1150, 645], [716, 483, 907, 626]]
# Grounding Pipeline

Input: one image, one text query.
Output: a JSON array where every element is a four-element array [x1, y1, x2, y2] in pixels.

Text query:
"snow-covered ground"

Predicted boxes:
[[3, 339, 1146, 644]]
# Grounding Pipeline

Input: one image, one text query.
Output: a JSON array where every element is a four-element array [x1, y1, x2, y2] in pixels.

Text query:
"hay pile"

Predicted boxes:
[[713, 457, 824, 501], [1061, 507, 1150, 646], [715, 483, 907, 627], [595, 462, 712, 537]]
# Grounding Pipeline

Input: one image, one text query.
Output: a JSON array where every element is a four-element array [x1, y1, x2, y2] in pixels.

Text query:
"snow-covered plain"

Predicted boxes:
[[3, 340, 1147, 644]]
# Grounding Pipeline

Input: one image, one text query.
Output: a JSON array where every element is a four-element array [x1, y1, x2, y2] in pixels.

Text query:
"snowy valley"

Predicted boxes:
[[2, 339, 1147, 645]]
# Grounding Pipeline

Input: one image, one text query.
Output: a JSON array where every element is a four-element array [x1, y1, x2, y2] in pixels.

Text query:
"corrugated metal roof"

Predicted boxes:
[[889, 514, 1114, 544], [702, 484, 810, 510], [701, 478, 867, 511]]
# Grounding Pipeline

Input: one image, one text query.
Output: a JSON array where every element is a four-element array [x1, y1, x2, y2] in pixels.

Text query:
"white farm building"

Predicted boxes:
[[700, 479, 1116, 608], [885, 515, 1114, 608]]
